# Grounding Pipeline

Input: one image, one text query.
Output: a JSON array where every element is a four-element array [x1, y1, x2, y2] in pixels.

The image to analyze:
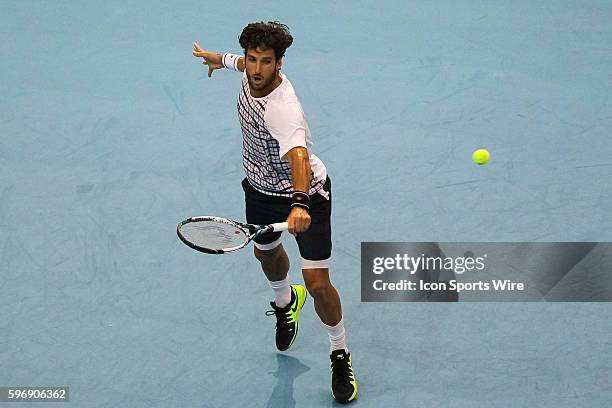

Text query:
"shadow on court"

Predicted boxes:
[[267, 354, 310, 408]]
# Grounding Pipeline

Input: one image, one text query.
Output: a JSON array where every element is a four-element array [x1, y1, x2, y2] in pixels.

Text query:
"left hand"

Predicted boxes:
[[192, 42, 224, 77], [287, 207, 311, 236]]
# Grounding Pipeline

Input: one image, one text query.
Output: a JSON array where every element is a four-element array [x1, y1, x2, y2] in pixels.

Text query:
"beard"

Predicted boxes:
[[247, 70, 278, 94]]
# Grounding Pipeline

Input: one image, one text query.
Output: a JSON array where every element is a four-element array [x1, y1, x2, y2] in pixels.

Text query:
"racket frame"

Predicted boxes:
[[177, 216, 287, 254]]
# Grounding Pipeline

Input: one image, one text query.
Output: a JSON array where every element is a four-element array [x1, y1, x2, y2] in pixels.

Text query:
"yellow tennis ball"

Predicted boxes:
[[473, 149, 490, 165]]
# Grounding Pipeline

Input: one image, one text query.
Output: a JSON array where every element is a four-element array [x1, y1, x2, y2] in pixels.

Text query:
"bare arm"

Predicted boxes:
[[284, 147, 312, 234], [192, 42, 244, 76]]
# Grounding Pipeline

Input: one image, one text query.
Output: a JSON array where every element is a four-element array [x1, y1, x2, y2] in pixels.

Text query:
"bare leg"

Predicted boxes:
[[302, 268, 342, 325], [254, 244, 290, 281]]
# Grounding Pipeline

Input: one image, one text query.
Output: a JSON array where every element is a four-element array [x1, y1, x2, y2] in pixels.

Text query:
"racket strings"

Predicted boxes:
[[180, 221, 248, 250]]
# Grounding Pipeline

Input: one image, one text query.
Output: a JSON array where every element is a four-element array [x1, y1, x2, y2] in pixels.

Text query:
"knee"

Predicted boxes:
[[254, 245, 282, 264]]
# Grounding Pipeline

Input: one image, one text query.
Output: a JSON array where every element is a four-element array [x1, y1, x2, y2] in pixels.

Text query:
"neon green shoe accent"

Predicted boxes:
[[287, 285, 307, 320], [284, 284, 307, 350]]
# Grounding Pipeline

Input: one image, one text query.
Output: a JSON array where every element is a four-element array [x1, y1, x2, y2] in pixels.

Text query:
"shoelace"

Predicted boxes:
[[265, 305, 293, 329], [331, 356, 352, 382]]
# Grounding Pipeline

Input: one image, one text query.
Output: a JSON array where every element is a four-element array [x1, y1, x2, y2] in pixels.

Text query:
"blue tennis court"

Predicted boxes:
[[1, 1, 611, 406]]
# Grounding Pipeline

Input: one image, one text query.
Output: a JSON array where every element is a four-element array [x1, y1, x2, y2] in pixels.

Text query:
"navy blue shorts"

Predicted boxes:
[[242, 177, 332, 262]]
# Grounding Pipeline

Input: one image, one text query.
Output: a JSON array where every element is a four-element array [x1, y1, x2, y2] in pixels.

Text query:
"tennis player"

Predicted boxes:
[[193, 21, 357, 403]]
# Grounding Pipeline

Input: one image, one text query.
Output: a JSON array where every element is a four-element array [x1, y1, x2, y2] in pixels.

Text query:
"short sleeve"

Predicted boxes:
[[264, 100, 308, 158]]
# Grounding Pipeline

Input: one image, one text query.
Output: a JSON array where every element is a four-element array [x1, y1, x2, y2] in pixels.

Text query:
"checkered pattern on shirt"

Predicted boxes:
[[237, 76, 321, 197]]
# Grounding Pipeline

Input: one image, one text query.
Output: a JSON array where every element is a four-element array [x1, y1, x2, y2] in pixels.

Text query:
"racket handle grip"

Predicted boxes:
[[269, 222, 288, 232]]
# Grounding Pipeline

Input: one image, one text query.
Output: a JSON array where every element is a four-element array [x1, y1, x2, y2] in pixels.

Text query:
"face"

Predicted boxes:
[[245, 46, 282, 97]]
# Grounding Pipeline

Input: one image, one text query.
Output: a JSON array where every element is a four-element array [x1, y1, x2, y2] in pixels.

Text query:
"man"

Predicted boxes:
[[193, 21, 357, 403]]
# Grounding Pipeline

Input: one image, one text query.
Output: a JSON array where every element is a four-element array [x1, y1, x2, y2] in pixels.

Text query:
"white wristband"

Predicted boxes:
[[222, 53, 241, 71]]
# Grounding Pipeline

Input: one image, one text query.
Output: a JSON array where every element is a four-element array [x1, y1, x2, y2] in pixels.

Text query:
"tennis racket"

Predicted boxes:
[[177, 216, 288, 254]]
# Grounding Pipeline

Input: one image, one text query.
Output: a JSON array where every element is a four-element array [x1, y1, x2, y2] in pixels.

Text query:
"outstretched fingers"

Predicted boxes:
[[193, 41, 205, 56]]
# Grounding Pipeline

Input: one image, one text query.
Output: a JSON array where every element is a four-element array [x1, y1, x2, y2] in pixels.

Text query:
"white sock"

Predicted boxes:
[[269, 277, 291, 308], [324, 317, 348, 353]]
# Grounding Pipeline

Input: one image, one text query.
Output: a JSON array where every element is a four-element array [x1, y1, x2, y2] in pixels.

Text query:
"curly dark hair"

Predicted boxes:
[[239, 21, 293, 60]]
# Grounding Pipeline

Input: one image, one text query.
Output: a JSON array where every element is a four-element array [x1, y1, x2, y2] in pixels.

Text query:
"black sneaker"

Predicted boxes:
[[330, 349, 358, 403], [265, 285, 307, 351]]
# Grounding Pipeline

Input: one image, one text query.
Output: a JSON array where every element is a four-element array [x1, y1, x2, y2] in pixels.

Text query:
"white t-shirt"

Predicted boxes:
[[237, 71, 327, 197]]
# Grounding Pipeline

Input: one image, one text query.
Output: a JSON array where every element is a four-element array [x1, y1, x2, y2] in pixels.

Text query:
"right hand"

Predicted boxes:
[[286, 206, 311, 236], [192, 42, 223, 77]]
